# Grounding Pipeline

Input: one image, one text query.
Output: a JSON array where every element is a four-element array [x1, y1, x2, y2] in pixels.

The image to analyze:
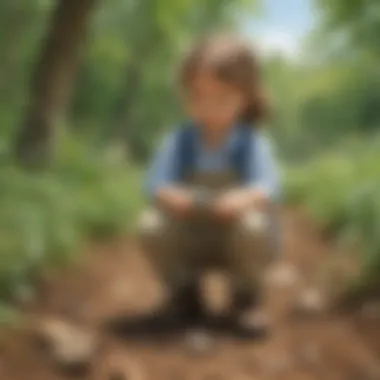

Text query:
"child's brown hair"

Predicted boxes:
[[180, 33, 268, 125]]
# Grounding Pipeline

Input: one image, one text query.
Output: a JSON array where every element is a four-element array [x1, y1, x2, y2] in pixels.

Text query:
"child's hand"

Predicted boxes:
[[212, 190, 248, 220], [157, 187, 193, 217], [213, 188, 269, 221]]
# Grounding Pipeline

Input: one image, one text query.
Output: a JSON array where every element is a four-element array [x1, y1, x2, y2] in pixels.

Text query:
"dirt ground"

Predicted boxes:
[[0, 211, 379, 380]]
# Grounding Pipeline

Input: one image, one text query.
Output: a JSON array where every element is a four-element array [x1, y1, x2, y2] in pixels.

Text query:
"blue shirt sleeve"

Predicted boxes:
[[144, 132, 178, 199], [247, 133, 281, 200]]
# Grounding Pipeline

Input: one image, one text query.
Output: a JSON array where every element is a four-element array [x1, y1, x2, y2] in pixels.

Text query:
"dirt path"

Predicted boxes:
[[0, 211, 379, 379]]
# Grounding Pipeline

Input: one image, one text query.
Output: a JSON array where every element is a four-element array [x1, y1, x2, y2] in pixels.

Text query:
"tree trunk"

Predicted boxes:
[[15, 0, 95, 166]]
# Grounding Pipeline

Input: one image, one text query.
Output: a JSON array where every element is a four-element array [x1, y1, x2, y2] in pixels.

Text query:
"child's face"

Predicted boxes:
[[184, 72, 245, 131]]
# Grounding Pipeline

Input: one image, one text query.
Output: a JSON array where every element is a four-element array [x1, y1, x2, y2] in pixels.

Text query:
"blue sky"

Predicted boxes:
[[243, 0, 316, 58]]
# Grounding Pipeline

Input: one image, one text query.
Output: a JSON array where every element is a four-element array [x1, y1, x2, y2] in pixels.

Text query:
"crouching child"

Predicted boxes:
[[138, 34, 281, 339]]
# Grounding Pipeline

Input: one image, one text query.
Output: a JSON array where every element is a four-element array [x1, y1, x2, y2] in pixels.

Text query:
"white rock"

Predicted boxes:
[[239, 310, 272, 331], [266, 263, 300, 288], [293, 288, 326, 316], [184, 329, 214, 356], [36, 318, 97, 368]]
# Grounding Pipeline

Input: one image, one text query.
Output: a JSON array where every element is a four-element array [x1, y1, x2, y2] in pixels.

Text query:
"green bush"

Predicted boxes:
[[285, 141, 380, 294], [0, 137, 143, 308]]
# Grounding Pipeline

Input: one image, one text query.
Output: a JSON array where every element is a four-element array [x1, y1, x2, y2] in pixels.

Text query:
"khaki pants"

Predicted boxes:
[[138, 172, 272, 296]]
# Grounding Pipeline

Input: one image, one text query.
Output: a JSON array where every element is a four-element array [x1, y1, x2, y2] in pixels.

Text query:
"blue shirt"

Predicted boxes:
[[145, 127, 280, 200]]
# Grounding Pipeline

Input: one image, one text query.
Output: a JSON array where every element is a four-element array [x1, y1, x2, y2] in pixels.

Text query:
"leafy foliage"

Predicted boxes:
[[285, 138, 380, 293], [316, 0, 380, 55], [0, 138, 142, 306]]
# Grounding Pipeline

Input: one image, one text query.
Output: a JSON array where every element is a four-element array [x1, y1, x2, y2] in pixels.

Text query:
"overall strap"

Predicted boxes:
[[174, 122, 256, 182], [174, 122, 197, 181], [230, 125, 255, 181]]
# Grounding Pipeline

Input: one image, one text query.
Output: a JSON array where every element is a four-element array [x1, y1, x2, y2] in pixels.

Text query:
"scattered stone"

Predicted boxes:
[[265, 263, 300, 288], [34, 318, 97, 375], [237, 310, 272, 338], [184, 329, 215, 356], [291, 288, 326, 318]]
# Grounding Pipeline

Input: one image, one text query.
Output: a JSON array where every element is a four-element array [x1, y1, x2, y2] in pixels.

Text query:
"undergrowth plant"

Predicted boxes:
[[0, 136, 143, 317], [285, 139, 380, 296]]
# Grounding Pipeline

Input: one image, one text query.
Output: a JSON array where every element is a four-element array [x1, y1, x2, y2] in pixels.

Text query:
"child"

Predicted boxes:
[[139, 34, 280, 338]]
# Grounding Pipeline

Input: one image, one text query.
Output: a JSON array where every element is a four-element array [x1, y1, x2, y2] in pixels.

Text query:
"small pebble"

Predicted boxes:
[[239, 310, 272, 332], [266, 263, 300, 288], [184, 329, 214, 356], [34, 318, 97, 373], [292, 288, 326, 318]]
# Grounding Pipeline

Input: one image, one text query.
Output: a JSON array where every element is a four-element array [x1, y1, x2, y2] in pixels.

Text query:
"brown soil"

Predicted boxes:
[[0, 211, 379, 380]]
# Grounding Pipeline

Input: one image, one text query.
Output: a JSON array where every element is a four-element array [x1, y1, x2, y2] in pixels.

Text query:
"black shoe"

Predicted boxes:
[[104, 281, 204, 339], [170, 281, 204, 326]]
